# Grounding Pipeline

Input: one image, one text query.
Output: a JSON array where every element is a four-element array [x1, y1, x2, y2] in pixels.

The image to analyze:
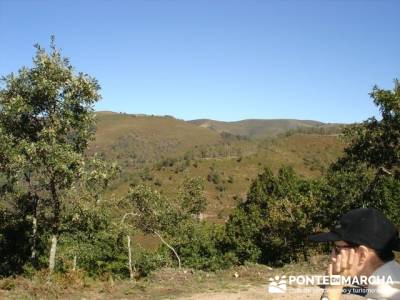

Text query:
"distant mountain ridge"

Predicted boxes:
[[95, 111, 343, 140], [189, 118, 341, 139]]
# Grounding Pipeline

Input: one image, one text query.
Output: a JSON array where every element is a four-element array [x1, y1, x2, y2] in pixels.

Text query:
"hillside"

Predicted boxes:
[[189, 118, 342, 139], [114, 134, 344, 221], [88, 112, 345, 221]]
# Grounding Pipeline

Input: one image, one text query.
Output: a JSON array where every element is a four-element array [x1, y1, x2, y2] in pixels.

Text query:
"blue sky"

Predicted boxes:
[[0, 0, 399, 123]]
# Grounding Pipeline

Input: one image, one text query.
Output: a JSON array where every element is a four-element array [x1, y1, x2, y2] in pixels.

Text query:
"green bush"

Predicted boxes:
[[134, 248, 167, 278], [225, 166, 323, 265], [172, 221, 232, 271]]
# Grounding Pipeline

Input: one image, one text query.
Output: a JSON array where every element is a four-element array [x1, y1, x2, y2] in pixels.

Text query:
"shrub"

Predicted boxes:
[[134, 249, 166, 278], [172, 221, 231, 271], [207, 170, 221, 185], [225, 166, 323, 265], [216, 184, 226, 192]]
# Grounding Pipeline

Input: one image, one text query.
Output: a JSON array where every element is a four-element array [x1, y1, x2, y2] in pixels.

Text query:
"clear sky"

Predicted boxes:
[[0, 0, 399, 123]]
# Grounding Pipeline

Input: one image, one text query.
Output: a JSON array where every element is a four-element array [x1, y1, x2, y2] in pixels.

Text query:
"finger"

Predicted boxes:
[[330, 248, 335, 258], [340, 249, 348, 270], [348, 248, 355, 268], [335, 254, 342, 273], [327, 263, 333, 276], [330, 256, 337, 263]]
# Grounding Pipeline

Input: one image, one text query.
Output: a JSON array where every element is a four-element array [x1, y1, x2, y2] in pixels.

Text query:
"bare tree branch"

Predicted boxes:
[[153, 230, 181, 269]]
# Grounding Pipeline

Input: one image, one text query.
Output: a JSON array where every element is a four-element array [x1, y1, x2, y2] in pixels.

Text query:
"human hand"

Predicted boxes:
[[322, 248, 358, 300], [328, 248, 357, 277]]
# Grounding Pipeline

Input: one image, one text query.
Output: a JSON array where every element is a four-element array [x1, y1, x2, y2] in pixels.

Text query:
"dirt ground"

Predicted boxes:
[[2, 258, 356, 300], [0, 281, 367, 300], [176, 285, 365, 300]]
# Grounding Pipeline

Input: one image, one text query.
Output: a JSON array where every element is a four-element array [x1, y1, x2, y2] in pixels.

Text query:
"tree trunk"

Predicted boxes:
[[153, 230, 181, 269], [303, 248, 308, 262], [49, 234, 58, 273], [29, 192, 39, 263], [73, 255, 77, 271], [48, 177, 60, 275], [302, 240, 309, 262], [127, 235, 134, 279], [31, 215, 37, 261], [120, 213, 139, 279]]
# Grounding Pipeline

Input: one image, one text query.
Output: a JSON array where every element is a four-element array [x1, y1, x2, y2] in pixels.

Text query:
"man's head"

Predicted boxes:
[[309, 208, 400, 276]]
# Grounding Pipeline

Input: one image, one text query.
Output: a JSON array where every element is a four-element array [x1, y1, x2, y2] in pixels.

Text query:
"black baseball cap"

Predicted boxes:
[[309, 208, 400, 251]]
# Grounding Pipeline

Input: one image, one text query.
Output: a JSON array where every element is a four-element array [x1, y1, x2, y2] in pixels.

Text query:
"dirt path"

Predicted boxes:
[[176, 285, 314, 300]]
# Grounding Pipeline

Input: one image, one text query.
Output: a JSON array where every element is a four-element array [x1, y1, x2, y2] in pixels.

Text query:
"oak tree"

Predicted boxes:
[[0, 37, 101, 273]]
